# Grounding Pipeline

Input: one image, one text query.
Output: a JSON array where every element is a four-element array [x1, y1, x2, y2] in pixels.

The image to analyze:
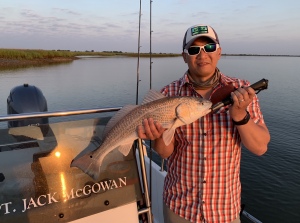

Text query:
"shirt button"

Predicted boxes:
[[203, 180, 206, 183], [204, 157, 207, 160]]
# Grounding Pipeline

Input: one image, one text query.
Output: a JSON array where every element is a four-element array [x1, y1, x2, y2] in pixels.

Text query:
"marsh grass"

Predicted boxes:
[[0, 49, 77, 59], [0, 48, 180, 70], [0, 48, 180, 60]]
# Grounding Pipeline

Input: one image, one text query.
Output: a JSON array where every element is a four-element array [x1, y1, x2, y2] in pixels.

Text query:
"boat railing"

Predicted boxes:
[[0, 107, 122, 122]]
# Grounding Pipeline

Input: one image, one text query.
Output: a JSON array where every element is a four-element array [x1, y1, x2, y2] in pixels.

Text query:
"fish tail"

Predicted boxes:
[[70, 151, 103, 181]]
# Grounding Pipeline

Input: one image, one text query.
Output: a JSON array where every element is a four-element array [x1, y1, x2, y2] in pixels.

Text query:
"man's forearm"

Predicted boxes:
[[153, 137, 175, 159], [237, 121, 270, 155]]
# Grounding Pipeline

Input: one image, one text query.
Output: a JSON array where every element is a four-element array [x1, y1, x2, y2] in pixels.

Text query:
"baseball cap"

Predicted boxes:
[[182, 24, 220, 50]]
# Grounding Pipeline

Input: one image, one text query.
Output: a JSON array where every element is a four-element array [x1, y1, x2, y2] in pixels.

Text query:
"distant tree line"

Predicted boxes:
[[102, 51, 123, 53]]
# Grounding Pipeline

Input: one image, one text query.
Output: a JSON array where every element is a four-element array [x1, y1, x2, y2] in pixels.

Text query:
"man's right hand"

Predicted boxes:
[[136, 118, 165, 140], [137, 118, 175, 159]]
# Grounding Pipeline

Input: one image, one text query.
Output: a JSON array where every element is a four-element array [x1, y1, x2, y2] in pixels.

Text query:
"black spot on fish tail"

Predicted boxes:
[[70, 152, 102, 181]]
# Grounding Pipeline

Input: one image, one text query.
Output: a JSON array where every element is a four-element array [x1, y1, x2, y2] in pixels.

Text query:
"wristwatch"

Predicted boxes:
[[232, 111, 250, 125]]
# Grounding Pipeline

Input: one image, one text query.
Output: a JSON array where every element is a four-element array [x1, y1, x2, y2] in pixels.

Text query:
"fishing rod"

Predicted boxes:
[[135, 1, 154, 222], [211, 78, 269, 112], [149, 11, 153, 93], [149, 0, 153, 205], [136, 0, 142, 105]]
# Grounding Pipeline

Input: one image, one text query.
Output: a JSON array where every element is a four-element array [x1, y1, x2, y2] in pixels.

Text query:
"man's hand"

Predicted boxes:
[[137, 118, 165, 140], [229, 87, 255, 121], [137, 118, 174, 158]]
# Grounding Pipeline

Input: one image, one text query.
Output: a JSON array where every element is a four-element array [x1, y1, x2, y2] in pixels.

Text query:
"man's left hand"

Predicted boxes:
[[229, 87, 255, 121]]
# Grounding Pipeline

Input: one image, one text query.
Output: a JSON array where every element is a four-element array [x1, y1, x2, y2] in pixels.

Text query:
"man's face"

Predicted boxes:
[[182, 37, 222, 80]]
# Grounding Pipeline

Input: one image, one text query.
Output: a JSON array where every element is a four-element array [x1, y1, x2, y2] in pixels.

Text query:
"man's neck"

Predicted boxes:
[[187, 69, 220, 90], [195, 88, 213, 100], [188, 71, 214, 83]]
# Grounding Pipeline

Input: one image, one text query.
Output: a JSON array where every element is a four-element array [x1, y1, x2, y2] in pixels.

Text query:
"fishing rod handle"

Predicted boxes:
[[211, 78, 269, 112], [225, 78, 269, 105], [250, 78, 268, 91]]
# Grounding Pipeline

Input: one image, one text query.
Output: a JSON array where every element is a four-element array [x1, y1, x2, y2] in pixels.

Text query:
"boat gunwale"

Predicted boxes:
[[0, 106, 122, 122]]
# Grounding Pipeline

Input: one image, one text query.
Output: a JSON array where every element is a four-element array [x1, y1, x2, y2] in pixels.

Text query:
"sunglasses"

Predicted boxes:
[[184, 43, 219, 55]]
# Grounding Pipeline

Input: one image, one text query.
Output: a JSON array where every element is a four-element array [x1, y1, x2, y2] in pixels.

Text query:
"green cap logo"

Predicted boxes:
[[191, 26, 208, 36]]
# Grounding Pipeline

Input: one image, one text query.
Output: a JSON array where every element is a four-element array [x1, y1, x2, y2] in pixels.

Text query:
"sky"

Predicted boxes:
[[0, 0, 299, 55]]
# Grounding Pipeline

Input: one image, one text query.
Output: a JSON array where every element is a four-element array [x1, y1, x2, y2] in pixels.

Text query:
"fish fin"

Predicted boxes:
[[117, 143, 133, 156], [162, 128, 175, 146], [70, 151, 102, 181], [141, 89, 166, 104], [103, 105, 138, 137], [162, 118, 184, 146]]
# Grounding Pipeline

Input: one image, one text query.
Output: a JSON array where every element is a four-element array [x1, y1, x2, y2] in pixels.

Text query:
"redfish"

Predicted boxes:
[[71, 90, 212, 180]]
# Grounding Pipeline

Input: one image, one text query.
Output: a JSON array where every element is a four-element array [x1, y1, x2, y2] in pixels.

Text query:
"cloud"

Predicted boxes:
[[52, 8, 81, 16]]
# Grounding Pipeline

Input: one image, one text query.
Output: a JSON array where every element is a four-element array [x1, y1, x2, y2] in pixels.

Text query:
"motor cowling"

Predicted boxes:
[[7, 84, 48, 128]]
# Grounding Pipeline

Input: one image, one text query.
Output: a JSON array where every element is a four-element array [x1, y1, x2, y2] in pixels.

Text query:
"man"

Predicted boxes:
[[137, 24, 270, 223]]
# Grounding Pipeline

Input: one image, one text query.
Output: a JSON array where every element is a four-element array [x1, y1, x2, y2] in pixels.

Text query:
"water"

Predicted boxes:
[[1, 56, 300, 222]]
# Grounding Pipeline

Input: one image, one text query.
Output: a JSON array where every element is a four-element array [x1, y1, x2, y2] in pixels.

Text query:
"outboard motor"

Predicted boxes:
[[7, 83, 48, 128]]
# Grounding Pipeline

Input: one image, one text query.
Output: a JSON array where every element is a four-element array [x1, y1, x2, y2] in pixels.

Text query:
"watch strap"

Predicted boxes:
[[232, 111, 250, 125]]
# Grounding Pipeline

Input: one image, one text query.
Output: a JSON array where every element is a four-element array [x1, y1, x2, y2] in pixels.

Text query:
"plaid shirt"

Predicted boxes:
[[161, 71, 264, 223]]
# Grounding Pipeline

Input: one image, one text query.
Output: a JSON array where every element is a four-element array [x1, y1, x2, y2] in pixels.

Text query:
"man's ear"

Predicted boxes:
[[218, 47, 222, 57]]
